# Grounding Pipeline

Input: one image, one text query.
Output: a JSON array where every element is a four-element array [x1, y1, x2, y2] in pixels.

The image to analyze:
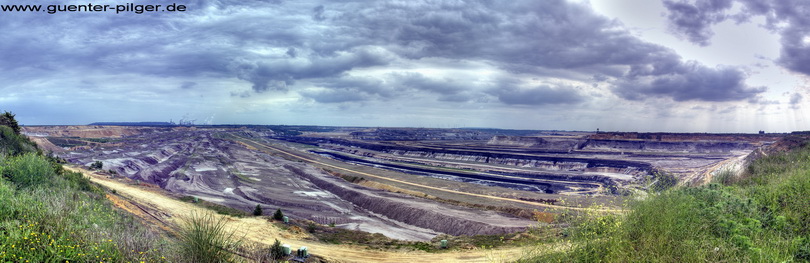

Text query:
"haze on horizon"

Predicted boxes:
[[2, 0, 810, 133]]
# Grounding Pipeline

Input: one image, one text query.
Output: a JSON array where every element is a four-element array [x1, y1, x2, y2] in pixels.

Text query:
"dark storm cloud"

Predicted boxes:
[[301, 89, 368, 103], [231, 47, 394, 93], [391, 73, 466, 95], [312, 5, 326, 21], [388, 72, 486, 103], [662, 0, 734, 46], [286, 48, 298, 58], [492, 84, 585, 106], [663, 0, 810, 76], [303, 75, 391, 103], [614, 63, 766, 101], [302, 73, 483, 103]]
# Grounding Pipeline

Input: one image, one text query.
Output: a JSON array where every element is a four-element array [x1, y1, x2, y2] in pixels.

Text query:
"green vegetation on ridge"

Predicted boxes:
[[521, 135, 810, 262], [0, 124, 172, 262], [0, 114, 265, 262]]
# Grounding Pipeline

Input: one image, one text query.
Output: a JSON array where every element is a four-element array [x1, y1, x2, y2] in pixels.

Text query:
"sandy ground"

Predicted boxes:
[[65, 166, 536, 262]]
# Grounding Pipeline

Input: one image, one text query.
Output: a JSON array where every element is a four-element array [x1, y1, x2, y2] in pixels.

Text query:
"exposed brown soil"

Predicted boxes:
[[27, 136, 63, 153], [22, 125, 164, 138]]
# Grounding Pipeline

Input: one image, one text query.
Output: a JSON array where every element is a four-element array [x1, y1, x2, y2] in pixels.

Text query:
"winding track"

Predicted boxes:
[[227, 134, 624, 213]]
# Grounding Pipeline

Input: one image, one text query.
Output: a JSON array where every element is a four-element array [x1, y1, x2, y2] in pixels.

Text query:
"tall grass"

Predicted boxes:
[[177, 212, 242, 263], [520, 141, 810, 262]]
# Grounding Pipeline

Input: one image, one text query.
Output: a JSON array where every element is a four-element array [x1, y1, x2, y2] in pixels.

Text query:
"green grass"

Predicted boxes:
[[45, 137, 118, 148], [79, 137, 118, 143], [179, 195, 248, 217], [0, 131, 170, 262], [45, 137, 89, 148], [520, 138, 810, 262], [230, 169, 258, 183], [200, 202, 248, 217]]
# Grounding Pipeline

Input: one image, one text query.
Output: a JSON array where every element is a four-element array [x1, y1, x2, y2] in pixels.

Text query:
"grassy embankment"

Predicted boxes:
[[0, 124, 249, 262], [520, 136, 810, 262]]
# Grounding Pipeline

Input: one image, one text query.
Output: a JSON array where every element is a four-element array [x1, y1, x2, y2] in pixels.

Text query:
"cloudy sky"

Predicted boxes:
[[2, 0, 810, 132]]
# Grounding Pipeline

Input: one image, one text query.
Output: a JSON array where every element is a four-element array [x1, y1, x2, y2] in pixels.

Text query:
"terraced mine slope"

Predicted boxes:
[[24, 125, 781, 242]]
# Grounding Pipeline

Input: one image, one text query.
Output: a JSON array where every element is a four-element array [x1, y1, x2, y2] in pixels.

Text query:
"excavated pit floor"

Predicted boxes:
[[55, 129, 535, 241]]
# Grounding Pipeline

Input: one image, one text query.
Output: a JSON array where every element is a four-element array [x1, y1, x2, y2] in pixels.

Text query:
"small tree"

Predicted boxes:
[[273, 208, 284, 220], [0, 111, 20, 134], [90, 161, 103, 170], [269, 238, 285, 260], [253, 204, 263, 216]]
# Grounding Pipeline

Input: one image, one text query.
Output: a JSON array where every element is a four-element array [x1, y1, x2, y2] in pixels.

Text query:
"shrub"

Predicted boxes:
[[273, 208, 284, 220], [90, 160, 103, 170], [649, 170, 678, 192]]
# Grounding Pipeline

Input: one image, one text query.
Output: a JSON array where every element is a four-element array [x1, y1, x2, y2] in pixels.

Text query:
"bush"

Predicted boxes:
[[273, 208, 284, 220], [649, 170, 678, 192], [90, 160, 103, 170]]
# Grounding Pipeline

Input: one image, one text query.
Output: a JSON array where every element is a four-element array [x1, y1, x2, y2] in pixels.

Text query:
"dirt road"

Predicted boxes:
[[66, 166, 534, 262]]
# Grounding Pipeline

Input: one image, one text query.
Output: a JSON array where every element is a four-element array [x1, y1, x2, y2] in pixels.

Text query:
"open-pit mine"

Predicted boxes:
[[23, 125, 782, 242]]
